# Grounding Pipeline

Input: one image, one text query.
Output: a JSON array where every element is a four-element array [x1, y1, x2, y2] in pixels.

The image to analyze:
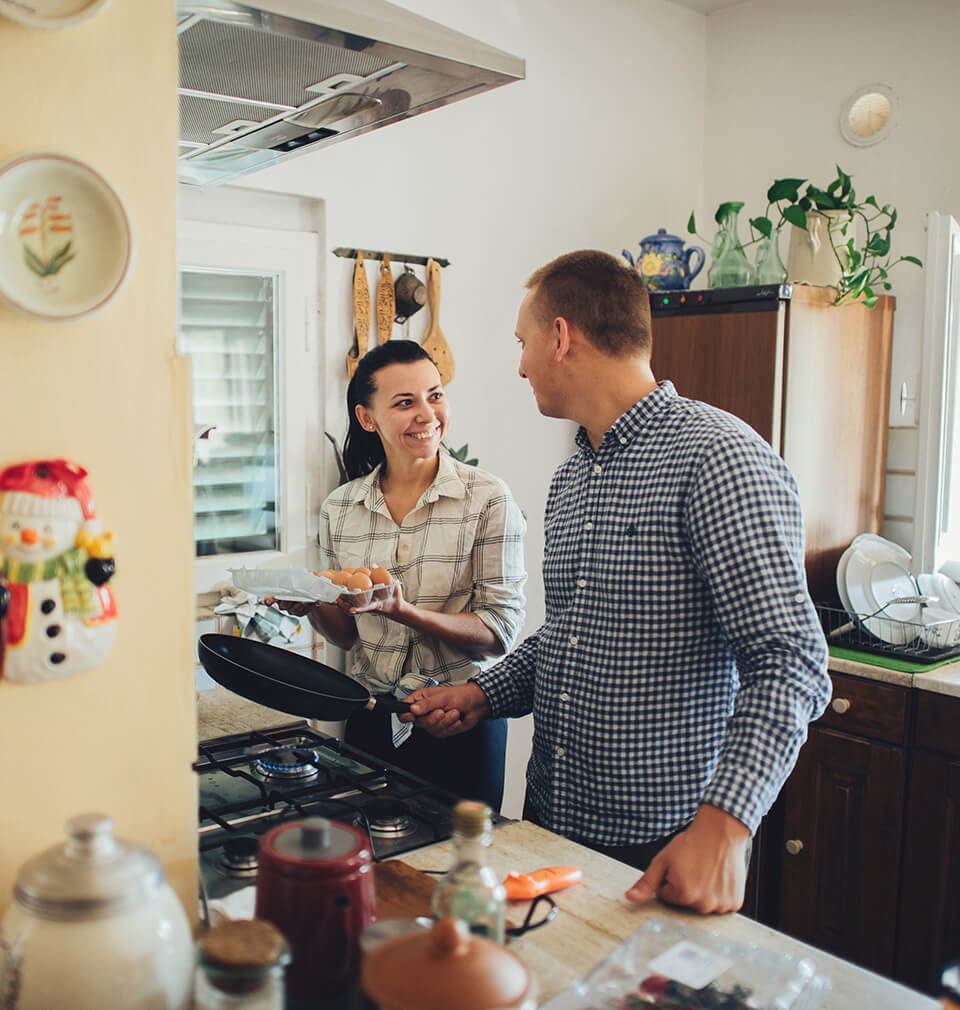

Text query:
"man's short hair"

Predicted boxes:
[[526, 249, 652, 358]]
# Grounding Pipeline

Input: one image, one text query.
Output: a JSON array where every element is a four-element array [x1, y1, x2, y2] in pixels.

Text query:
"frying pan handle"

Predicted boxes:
[[367, 695, 413, 714]]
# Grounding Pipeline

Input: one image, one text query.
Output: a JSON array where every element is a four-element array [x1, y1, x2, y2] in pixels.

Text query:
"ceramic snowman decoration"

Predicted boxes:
[[0, 460, 117, 684]]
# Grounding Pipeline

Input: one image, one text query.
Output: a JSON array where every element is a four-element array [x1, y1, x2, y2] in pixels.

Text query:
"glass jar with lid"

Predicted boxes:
[[195, 919, 290, 1010]]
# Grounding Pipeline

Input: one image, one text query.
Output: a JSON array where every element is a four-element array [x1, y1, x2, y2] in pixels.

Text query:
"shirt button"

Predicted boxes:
[[397, 543, 410, 561], [555, 746, 566, 758], [568, 635, 578, 646], [592, 464, 602, 475], [560, 692, 570, 702], [794, 591, 806, 603], [577, 578, 587, 588], [619, 436, 627, 445], [584, 521, 594, 531]]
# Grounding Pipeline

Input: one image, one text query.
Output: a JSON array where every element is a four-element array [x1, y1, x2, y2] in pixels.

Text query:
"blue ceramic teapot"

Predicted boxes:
[[622, 228, 705, 291]]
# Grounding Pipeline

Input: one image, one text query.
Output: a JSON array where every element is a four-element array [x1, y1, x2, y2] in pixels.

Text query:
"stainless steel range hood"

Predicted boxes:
[[177, 0, 525, 186]]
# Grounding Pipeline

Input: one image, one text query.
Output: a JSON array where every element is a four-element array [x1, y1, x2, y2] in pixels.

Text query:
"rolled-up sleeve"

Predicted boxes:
[[470, 488, 527, 652], [686, 432, 831, 832]]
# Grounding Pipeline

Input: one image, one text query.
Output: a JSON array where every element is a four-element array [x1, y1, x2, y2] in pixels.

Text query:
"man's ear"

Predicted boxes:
[[552, 316, 572, 362]]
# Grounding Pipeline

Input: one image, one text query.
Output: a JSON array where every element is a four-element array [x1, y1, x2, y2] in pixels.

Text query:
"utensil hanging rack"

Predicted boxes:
[[333, 247, 450, 268]]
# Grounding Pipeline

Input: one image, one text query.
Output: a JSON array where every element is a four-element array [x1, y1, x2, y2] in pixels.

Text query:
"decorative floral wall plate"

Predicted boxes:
[[0, 152, 132, 321], [0, 0, 112, 29]]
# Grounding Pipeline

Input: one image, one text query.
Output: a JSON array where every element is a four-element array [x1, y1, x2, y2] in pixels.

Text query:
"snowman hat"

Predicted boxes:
[[0, 459, 97, 527]]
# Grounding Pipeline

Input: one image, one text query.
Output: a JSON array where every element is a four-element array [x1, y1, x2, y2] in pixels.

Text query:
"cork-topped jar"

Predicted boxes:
[[195, 919, 290, 1010]]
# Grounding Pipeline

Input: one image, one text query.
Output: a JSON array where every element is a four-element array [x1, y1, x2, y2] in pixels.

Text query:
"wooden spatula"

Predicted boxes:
[[346, 252, 370, 380], [376, 253, 395, 345], [421, 258, 454, 385]]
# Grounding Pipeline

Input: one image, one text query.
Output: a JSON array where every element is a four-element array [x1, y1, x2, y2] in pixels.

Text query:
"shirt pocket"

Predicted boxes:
[[614, 514, 691, 589], [409, 514, 480, 607]]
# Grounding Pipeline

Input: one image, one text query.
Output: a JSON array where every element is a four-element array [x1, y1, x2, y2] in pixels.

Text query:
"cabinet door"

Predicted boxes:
[[896, 749, 960, 993], [779, 726, 905, 974], [650, 308, 783, 444]]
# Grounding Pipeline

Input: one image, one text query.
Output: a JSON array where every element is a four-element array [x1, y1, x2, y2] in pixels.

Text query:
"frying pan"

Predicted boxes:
[[198, 634, 411, 721]]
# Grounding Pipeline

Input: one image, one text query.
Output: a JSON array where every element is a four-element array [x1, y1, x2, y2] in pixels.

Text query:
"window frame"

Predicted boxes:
[[913, 211, 960, 574], [178, 220, 322, 593]]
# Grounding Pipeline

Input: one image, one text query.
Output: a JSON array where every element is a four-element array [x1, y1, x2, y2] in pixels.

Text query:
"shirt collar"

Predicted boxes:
[[574, 379, 677, 454], [349, 451, 467, 511]]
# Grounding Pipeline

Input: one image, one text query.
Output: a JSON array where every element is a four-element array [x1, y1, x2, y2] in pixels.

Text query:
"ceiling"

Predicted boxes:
[[665, 0, 755, 13]]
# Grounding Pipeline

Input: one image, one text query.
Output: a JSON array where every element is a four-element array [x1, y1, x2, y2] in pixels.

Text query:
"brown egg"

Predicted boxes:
[[354, 566, 371, 576], [330, 570, 352, 586], [370, 566, 393, 586], [346, 572, 373, 591], [314, 569, 336, 580], [340, 567, 356, 576]]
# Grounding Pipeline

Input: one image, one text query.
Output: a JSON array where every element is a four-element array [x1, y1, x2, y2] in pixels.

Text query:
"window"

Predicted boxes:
[[914, 211, 960, 573], [178, 221, 321, 592]]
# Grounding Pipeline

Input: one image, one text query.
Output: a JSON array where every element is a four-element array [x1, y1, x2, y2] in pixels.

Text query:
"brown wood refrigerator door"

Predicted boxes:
[[650, 308, 783, 444], [896, 748, 960, 993], [778, 726, 905, 975]]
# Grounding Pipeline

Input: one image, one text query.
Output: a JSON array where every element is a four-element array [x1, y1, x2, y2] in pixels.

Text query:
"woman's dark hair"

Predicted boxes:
[[341, 340, 438, 481]]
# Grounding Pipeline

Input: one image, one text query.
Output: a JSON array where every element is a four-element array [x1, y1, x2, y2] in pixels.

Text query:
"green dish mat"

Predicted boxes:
[[828, 645, 960, 673]]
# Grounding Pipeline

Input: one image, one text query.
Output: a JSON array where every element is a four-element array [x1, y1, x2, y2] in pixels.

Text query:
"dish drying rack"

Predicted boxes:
[[816, 604, 960, 664]]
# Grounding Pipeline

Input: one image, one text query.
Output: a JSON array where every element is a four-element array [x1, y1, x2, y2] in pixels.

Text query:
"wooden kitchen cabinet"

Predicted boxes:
[[777, 721, 906, 974], [650, 285, 894, 603], [758, 671, 910, 968], [896, 690, 960, 993]]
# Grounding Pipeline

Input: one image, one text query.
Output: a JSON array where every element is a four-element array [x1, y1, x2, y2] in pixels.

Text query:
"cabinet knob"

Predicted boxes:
[[831, 697, 851, 715], [785, 839, 804, 856]]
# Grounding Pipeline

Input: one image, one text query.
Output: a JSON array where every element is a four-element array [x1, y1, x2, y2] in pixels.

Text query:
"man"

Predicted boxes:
[[404, 250, 830, 914]]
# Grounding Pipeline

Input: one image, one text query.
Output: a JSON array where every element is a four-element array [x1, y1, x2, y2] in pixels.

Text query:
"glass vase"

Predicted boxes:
[[753, 229, 788, 284], [708, 208, 754, 288]]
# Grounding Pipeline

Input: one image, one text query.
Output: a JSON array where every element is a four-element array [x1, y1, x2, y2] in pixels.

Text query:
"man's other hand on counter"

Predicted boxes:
[[625, 804, 751, 915], [403, 682, 492, 737]]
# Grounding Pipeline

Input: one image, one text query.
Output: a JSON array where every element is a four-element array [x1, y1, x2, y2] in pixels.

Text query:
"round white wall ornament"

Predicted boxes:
[[839, 83, 899, 147]]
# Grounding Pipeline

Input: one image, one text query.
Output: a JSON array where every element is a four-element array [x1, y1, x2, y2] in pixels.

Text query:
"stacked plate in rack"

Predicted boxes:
[[836, 534, 960, 648]]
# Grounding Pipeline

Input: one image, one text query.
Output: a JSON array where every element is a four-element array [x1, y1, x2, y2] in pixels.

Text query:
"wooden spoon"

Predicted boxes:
[[421, 258, 454, 385], [376, 254, 395, 345], [346, 252, 370, 380]]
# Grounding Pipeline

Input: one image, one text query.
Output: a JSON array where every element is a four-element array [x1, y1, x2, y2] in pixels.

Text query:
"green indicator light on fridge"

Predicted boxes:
[[662, 297, 670, 305]]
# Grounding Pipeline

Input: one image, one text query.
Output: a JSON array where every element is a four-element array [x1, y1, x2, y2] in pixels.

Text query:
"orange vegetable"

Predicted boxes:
[[502, 866, 582, 901]]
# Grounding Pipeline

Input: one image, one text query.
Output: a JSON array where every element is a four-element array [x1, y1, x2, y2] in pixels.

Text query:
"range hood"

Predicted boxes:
[[177, 0, 525, 186]]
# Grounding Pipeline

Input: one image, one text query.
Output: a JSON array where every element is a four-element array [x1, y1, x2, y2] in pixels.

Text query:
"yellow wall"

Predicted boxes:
[[0, 1, 197, 915]]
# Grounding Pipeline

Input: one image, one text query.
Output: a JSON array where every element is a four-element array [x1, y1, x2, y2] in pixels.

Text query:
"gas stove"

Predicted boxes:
[[195, 721, 459, 901]]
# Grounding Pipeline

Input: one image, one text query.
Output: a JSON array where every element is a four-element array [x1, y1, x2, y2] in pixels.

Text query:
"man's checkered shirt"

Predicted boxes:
[[474, 381, 830, 844], [319, 451, 527, 695]]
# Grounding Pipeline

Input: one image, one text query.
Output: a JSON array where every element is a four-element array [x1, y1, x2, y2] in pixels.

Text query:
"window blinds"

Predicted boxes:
[[178, 268, 279, 558]]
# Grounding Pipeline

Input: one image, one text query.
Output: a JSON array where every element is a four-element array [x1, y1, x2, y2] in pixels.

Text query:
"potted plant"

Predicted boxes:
[[751, 166, 922, 306]]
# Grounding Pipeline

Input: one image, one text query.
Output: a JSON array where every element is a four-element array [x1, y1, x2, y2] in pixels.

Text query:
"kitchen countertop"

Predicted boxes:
[[829, 653, 960, 694], [400, 820, 937, 1009]]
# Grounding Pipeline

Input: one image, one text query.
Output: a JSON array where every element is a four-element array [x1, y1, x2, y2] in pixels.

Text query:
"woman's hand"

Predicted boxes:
[[338, 581, 407, 619], [264, 597, 319, 618]]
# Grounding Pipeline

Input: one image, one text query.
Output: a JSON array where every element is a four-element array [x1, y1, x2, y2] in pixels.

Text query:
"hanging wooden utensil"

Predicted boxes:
[[376, 253, 395, 345], [346, 251, 370, 380], [421, 258, 454, 385]]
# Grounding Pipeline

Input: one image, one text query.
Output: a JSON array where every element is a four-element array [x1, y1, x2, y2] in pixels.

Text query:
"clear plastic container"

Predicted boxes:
[[563, 918, 830, 1010]]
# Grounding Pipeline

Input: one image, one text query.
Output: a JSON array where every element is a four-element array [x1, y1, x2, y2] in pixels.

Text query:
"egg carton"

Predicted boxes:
[[229, 567, 397, 607]]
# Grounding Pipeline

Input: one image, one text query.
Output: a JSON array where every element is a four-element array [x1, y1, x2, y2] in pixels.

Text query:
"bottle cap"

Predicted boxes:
[[453, 800, 492, 837]]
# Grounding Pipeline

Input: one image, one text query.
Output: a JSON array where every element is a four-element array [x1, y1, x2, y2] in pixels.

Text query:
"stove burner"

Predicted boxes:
[[251, 743, 320, 781], [364, 800, 418, 839], [220, 835, 259, 878]]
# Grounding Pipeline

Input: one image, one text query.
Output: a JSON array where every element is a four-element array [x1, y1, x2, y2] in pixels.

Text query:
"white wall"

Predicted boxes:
[[702, 0, 960, 552], [215, 0, 708, 815]]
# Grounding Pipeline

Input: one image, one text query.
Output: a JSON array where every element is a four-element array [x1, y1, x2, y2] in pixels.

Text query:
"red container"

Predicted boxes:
[[254, 817, 374, 1000]]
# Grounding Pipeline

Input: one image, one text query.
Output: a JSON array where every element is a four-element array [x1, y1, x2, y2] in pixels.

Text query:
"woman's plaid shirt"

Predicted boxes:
[[319, 452, 527, 695], [474, 381, 830, 844]]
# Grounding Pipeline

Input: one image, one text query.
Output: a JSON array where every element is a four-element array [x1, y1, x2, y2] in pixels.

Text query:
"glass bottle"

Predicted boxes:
[[431, 801, 506, 943], [753, 228, 788, 284], [195, 919, 290, 1010], [708, 207, 754, 288]]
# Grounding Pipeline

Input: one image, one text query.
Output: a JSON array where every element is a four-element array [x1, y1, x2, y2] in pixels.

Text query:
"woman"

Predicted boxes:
[[279, 340, 526, 811]]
